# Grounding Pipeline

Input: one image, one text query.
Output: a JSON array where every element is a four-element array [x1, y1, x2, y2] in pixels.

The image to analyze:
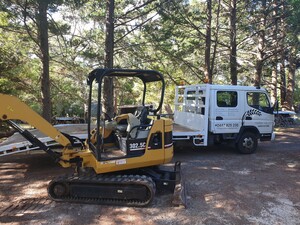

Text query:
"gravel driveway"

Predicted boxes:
[[0, 127, 299, 225]]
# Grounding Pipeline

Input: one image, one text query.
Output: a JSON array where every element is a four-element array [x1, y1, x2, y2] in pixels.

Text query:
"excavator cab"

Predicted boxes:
[[86, 69, 173, 164], [86, 69, 170, 163]]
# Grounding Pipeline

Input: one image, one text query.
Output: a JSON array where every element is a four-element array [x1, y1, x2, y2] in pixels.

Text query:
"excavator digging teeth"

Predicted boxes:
[[48, 174, 156, 207], [171, 161, 187, 208]]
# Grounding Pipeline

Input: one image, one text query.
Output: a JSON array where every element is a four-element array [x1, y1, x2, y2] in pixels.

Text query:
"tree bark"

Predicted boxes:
[[37, 0, 51, 122], [229, 0, 237, 85], [204, 0, 212, 84], [279, 54, 286, 106], [270, 0, 279, 104], [255, 60, 263, 87], [271, 65, 278, 104], [210, 0, 221, 81], [279, 0, 287, 109], [103, 0, 115, 117], [285, 50, 295, 110], [254, 0, 267, 87]]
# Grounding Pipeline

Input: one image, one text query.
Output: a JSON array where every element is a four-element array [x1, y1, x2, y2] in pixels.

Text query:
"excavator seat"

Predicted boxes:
[[116, 107, 152, 156]]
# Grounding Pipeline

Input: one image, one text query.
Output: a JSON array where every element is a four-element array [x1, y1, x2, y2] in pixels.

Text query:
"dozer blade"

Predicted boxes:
[[172, 161, 187, 208]]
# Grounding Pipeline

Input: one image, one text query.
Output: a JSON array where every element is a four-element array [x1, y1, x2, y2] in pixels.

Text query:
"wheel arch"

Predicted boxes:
[[235, 126, 260, 143]]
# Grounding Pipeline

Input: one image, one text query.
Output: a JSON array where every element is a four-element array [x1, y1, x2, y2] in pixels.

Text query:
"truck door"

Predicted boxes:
[[210, 90, 241, 134], [244, 91, 274, 134]]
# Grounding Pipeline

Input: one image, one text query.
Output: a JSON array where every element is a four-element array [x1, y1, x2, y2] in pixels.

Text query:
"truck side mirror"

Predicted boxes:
[[271, 100, 279, 113]]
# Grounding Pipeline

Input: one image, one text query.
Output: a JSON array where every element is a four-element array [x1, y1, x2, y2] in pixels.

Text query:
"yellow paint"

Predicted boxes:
[[60, 117, 174, 174], [0, 94, 71, 147], [0, 94, 174, 175]]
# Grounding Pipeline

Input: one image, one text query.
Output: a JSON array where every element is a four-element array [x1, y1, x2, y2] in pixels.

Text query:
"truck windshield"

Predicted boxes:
[[247, 92, 271, 113]]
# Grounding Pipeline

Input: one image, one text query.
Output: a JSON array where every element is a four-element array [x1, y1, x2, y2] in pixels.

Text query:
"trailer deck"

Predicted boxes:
[[173, 123, 197, 133], [0, 124, 90, 157]]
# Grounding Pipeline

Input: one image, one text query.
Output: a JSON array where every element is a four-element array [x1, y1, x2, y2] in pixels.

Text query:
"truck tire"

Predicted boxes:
[[236, 132, 258, 154]]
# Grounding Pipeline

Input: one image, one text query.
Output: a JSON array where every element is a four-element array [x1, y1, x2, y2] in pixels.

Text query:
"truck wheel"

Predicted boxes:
[[236, 132, 258, 154]]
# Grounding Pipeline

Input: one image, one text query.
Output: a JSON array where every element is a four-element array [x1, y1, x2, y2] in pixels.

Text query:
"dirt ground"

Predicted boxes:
[[0, 127, 299, 225]]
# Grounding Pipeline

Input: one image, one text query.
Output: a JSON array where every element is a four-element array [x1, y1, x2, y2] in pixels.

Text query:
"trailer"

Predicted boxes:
[[172, 84, 275, 153]]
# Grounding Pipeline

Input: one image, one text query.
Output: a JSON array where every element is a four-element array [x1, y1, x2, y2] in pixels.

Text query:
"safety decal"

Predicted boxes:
[[164, 143, 173, 148], [245, 109, 262, 117], [116, 159, 127, 165]]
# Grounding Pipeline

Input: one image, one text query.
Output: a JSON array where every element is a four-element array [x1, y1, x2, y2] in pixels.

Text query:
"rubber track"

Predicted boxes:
[[48, 174, 156, 207]]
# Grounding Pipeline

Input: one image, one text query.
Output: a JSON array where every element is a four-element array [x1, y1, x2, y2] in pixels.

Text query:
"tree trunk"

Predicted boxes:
[[271, 64, 278, 104], [210, 0, 221, 81], [279, 0, 287, 109], [204, 0, 212, 84], [255, 0, 266, 87], [279, 54, 286, 107], [103, 0, 115, 117], [38, 0, 51, 122], [270, 0, 279, 105], [229, 0, 237, 85], [255, 60, 263, 87], [285, 51, 295, 110]]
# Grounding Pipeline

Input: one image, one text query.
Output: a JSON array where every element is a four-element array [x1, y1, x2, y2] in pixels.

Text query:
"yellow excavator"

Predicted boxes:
[[0, 68, 185, 207]]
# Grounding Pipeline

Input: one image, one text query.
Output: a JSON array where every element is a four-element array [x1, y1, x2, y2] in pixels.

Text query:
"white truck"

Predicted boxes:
[[172, 84, 276, 153]]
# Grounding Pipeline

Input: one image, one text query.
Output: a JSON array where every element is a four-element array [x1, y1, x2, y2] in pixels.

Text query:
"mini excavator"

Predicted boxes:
[[0, 68, 185, 207]]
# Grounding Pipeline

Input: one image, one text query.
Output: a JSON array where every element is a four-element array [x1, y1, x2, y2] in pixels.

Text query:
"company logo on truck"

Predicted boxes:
[[245, 109, 262, 117]]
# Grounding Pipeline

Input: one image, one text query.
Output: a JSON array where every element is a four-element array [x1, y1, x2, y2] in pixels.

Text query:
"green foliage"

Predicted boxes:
[[0, 12, 38, 96], [1, 0, 299, 114]]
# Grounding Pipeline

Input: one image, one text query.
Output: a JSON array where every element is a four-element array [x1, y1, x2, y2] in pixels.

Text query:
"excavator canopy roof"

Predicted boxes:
[[87, 68, 164, 84]]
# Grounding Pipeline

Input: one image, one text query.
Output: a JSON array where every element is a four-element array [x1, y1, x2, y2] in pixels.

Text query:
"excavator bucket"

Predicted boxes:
[[172, 161, 187, 208]]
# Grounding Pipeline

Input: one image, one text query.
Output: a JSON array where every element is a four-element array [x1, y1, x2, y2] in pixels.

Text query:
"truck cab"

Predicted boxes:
[[173, 84, 275, 153]]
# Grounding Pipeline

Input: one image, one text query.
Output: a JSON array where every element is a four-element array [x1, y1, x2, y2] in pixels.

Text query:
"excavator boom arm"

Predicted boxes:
[[0, 94, 71, 147]]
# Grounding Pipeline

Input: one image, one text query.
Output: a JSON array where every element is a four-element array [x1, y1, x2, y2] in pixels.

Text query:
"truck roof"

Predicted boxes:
[[180, 84, 267, 91]]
